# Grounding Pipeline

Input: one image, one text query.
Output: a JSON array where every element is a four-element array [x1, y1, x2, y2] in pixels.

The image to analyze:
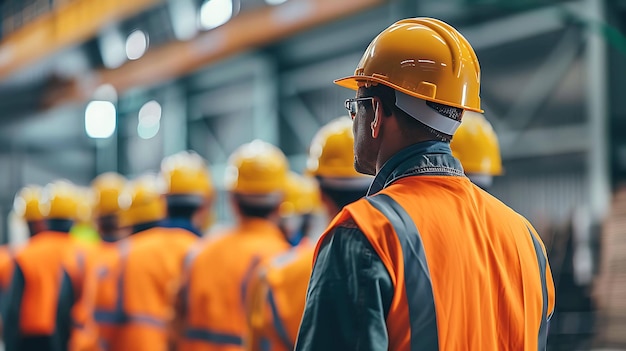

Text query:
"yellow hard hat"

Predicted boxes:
[[39, 180, 81, 220], [75, 186, 95, 224], [13, 185, 44, 221], [91, 172, 127, 217], [225, 140, 289, 195], [279, 172, 322, 217], [451, 112, 503, 176], [334, 17, 481, 112], [118, 174, 166, 227], [306, 116, 363, 178], [161, 151, 213, 199]]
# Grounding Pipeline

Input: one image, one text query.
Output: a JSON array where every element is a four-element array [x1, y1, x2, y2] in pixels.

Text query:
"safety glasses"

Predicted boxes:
[[345, 97, 375, 120]]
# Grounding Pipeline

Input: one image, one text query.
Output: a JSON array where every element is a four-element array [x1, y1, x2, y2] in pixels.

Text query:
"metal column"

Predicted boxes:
[[585, 0, 611, 222]]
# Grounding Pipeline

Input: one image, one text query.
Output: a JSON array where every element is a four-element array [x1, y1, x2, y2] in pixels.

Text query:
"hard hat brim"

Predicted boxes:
[[333, 75, 484, 113]]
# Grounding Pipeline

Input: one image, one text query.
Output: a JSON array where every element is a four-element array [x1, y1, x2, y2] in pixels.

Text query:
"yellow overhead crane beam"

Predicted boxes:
[[44, 0, 386, 107], [0, 0, 163, 79]]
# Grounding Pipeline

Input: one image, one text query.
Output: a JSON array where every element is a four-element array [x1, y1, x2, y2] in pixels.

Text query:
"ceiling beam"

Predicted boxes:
[[44, 0, 386, 107], [0, 0, 162, 80]]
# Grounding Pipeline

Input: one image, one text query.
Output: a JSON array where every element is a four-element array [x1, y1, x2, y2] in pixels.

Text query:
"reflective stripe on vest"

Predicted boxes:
[[267, 286, 294, 350], [527, 227, 549, 350], [93, 240, 167, 329], [184, 328, 243, 346], [366, 194, 439, 351]]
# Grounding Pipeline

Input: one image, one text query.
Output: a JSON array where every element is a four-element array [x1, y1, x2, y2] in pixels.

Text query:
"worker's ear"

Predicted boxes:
[[371, 99, 383, 139]]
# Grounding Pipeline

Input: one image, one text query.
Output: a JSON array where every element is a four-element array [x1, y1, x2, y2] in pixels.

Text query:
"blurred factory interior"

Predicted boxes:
[[0, 0, 625, 349]]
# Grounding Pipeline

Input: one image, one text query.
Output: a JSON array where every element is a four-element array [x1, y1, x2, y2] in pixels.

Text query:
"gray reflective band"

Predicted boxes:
[[366, 194, 439, 351], [527, 226, 549, 350], [395, 90, 462, 135]]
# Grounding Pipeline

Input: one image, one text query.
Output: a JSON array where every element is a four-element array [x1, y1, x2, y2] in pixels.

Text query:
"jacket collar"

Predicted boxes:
[[368, 141, 464, 195], [159, 218, 202, 237]]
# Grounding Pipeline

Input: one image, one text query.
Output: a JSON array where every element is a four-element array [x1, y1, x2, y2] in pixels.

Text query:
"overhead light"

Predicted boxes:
[[265, 0, 288, 5], [92, 84, 118, 103], [199, 0, 234, 30], [85, 101, 116, 139], [125, 29, 148, 60], [99, 25, 126, 69], [137, 122, 161, 140], [138, 100, 162, 126], [168, 0, 198, 40], [137, 100, 162, 140]]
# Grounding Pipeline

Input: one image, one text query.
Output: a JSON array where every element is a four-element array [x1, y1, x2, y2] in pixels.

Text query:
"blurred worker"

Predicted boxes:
[[0, 186, 47, 323], [90, 172, 133, 350], [70, 187, 100, 246], [277, 171, 322, 247], [450, 111, 503, 190], [119, 173, 167, 235], [176, 140, 292, 351], [295, 18, 555, 350], [245, 117, 371, 351], [96, 151, 213, 351], [12, 185, 47, 238], [91, 172, 129, 243], [3, 180, 98, 351], [2, 186, 47, 286]]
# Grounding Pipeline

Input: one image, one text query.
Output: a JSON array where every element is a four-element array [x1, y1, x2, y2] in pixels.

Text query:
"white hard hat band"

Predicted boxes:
[[395, 90, 463, 136]]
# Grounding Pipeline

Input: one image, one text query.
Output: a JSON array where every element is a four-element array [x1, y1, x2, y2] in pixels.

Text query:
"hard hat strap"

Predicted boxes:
[[395, 90, 463, 136]]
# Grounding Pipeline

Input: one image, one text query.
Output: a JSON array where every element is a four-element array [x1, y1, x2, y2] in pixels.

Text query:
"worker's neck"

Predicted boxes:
[[376, 136, 432, 174]]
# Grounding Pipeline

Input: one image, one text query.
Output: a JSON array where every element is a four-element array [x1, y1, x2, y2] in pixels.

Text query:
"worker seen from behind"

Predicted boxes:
[[2, 186, 47, 294], [3, 180, 98, 351], [450, 111, 503, 190], [245, 116, 371, 351], [295, 17, 555, 350], [95, 151, 213, 351], [69, 187, 100, 246], [176, 140, 292, 351], [91, 172, 130, 243], [276, 171, 322, 247], [0, 186, 48, 331]]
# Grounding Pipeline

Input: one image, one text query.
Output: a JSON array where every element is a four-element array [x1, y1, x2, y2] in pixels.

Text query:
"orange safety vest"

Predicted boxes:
[[91, 242, 124, 350], [314, 176, 556, 350], [0, 245, 14, 295], [3, 231, 99, 351], [246, 245, 314, 351], [94, 227, 198, 351], [179, 218, 291, 351]]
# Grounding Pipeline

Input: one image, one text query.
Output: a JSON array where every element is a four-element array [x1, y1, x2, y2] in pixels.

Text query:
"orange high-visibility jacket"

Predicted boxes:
[[3, 231, 99, 351], [305, 174, 555, 350], [91, 241, 124, 350], [93, 226, 198, 351], [0, 245, 13, 295], [178, 218, 291, 351], [245, 246, 313, 351]]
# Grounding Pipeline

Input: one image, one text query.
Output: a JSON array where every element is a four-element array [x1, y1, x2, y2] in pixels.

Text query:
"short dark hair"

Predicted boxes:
[[361, 84, 460, 142], [97, 214, 119, 235], [234, 196, 279, 219], [165, 194, 204, 219], [319, 184, 368, 209]]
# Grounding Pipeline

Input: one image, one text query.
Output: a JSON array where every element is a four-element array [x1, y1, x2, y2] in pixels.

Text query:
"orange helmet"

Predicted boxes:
[[451, 112, 503, 176], [335, 18, 481, 112]]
